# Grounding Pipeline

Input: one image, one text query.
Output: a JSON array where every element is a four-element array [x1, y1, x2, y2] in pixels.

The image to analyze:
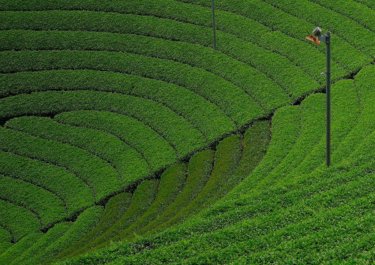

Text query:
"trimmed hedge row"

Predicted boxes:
[[0, 0, 354, 78], [0, 175, 66, 227], [262, 0, 375, 55], [139, 150, 214, 236], [229, 105, 301, 199], [0, 49, 263, 126], [0, 127, 120, 202], [292, 80, 359, 175], [82, 180, 159, 253], [145, 0, 346, 81], [90, 68, 375, 260], [60, 105, 302, 264], [96, 151, 375, 264], [0, 200, 39, 242], [310, 0, 375, 32], [161, 134, 242, 231], [55, 161, 375, 264], [0, 151, 94, 215], [0, 29, 283, 112], [0, 10, 316, 103], [116, 163, 187, 241], [179, 180, 375, 265], [56, 111, 177, 173], [59, 120, 270, 258], [60, 193, 132, 259], [0, 232, 42, 264], [29, 206, 103, 265], [333, 65, 375, 162], [0, 69, 235, 142], [181, 0, 371, 71], [0, 228, 12, 255], [251, 93, 326, 192], [0, 90, 206, 158], [6, 116, 150, 184], [70, 67, 375, 265], [355, 0, 375, 9], [10, 222, 71, 265]]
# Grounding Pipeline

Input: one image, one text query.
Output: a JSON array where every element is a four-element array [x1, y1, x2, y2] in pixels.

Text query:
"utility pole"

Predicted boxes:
[[325, 32, 331, 167], [211, 0, 217, 49], [306, 27, 331, 167]]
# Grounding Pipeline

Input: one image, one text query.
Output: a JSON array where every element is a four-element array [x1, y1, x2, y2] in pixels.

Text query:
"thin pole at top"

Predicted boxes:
[[326, 32, 331, 167], [211, 0, 217, 49]]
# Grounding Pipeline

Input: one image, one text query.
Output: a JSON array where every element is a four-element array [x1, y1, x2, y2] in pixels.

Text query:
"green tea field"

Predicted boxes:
[[0, 0, 374, 264]]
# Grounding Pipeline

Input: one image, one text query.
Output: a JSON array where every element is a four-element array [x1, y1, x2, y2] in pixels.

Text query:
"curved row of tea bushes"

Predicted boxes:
[[0, 227, 12, 254], [0, 49, 262, 126], [0, 151, 94, 215], [0, 232, 42, 265], [262, 0, 375, 55], [310, 0, 375, 32], [61, 65, 375, 265], [0, 200, 39, 242], [0, 29, 282, 112], [2, 120, 269, 264], [0, 175, 66, 226], [0, 69, 234, 143], [0, 90, 207, 157], [6, 116, 150, 183], [0, 9, 316, 103], [180, 0, 372, 70], [61, 121, 269, 260], [0, 126, 120, 202]]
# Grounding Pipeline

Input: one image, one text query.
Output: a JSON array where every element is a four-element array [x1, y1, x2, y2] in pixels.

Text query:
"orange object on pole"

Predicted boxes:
[[306, 34, 321, 45]]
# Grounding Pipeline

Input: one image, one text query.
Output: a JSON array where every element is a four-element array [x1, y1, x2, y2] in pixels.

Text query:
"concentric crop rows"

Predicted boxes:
[[61, 64, 375, 265], [0, 1, 374, 264], [0, 121, 271, 264]]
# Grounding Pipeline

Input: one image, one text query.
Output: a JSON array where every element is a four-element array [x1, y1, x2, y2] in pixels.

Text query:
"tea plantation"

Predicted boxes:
[[0, 0, 374, 264]]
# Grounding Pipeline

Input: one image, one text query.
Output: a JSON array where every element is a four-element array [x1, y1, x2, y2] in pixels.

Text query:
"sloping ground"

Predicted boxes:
[[0, 121, 270, 264], [58, 65, 375, 264], [0, 0, 374, 264]]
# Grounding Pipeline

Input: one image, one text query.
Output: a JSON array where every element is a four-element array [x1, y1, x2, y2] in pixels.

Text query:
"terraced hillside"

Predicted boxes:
[[60, 64, 375, 265], [0, 0, 374, 264]]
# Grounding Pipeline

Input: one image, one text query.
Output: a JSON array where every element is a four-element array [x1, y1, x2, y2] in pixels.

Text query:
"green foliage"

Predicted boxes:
[[311, 0, 375, 32], [61, 193, 132, 259], [0, 151, 94, 214], [0, 1, 374, 264], [29, 206, 103, 265], [6, 116, 149, 184], [0, 175, 66, 227], [262, 0, 375, 55], [0, 232, 42, 265], [10, 222, 71, 265], [55, 111, 177, 170], [0, 69, 235, 142], [81, 180, 159, 253], [140, 150, 214, 235], [61, 66, 375, 265], [0, 228, 12, 255], [0, 127, 120, 202], [182, 0, 371, 70], [115, 163, 187, 241], [0, 200, 39, 242], [0, 49, 262, 126], [0, 89, 206, 158]]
